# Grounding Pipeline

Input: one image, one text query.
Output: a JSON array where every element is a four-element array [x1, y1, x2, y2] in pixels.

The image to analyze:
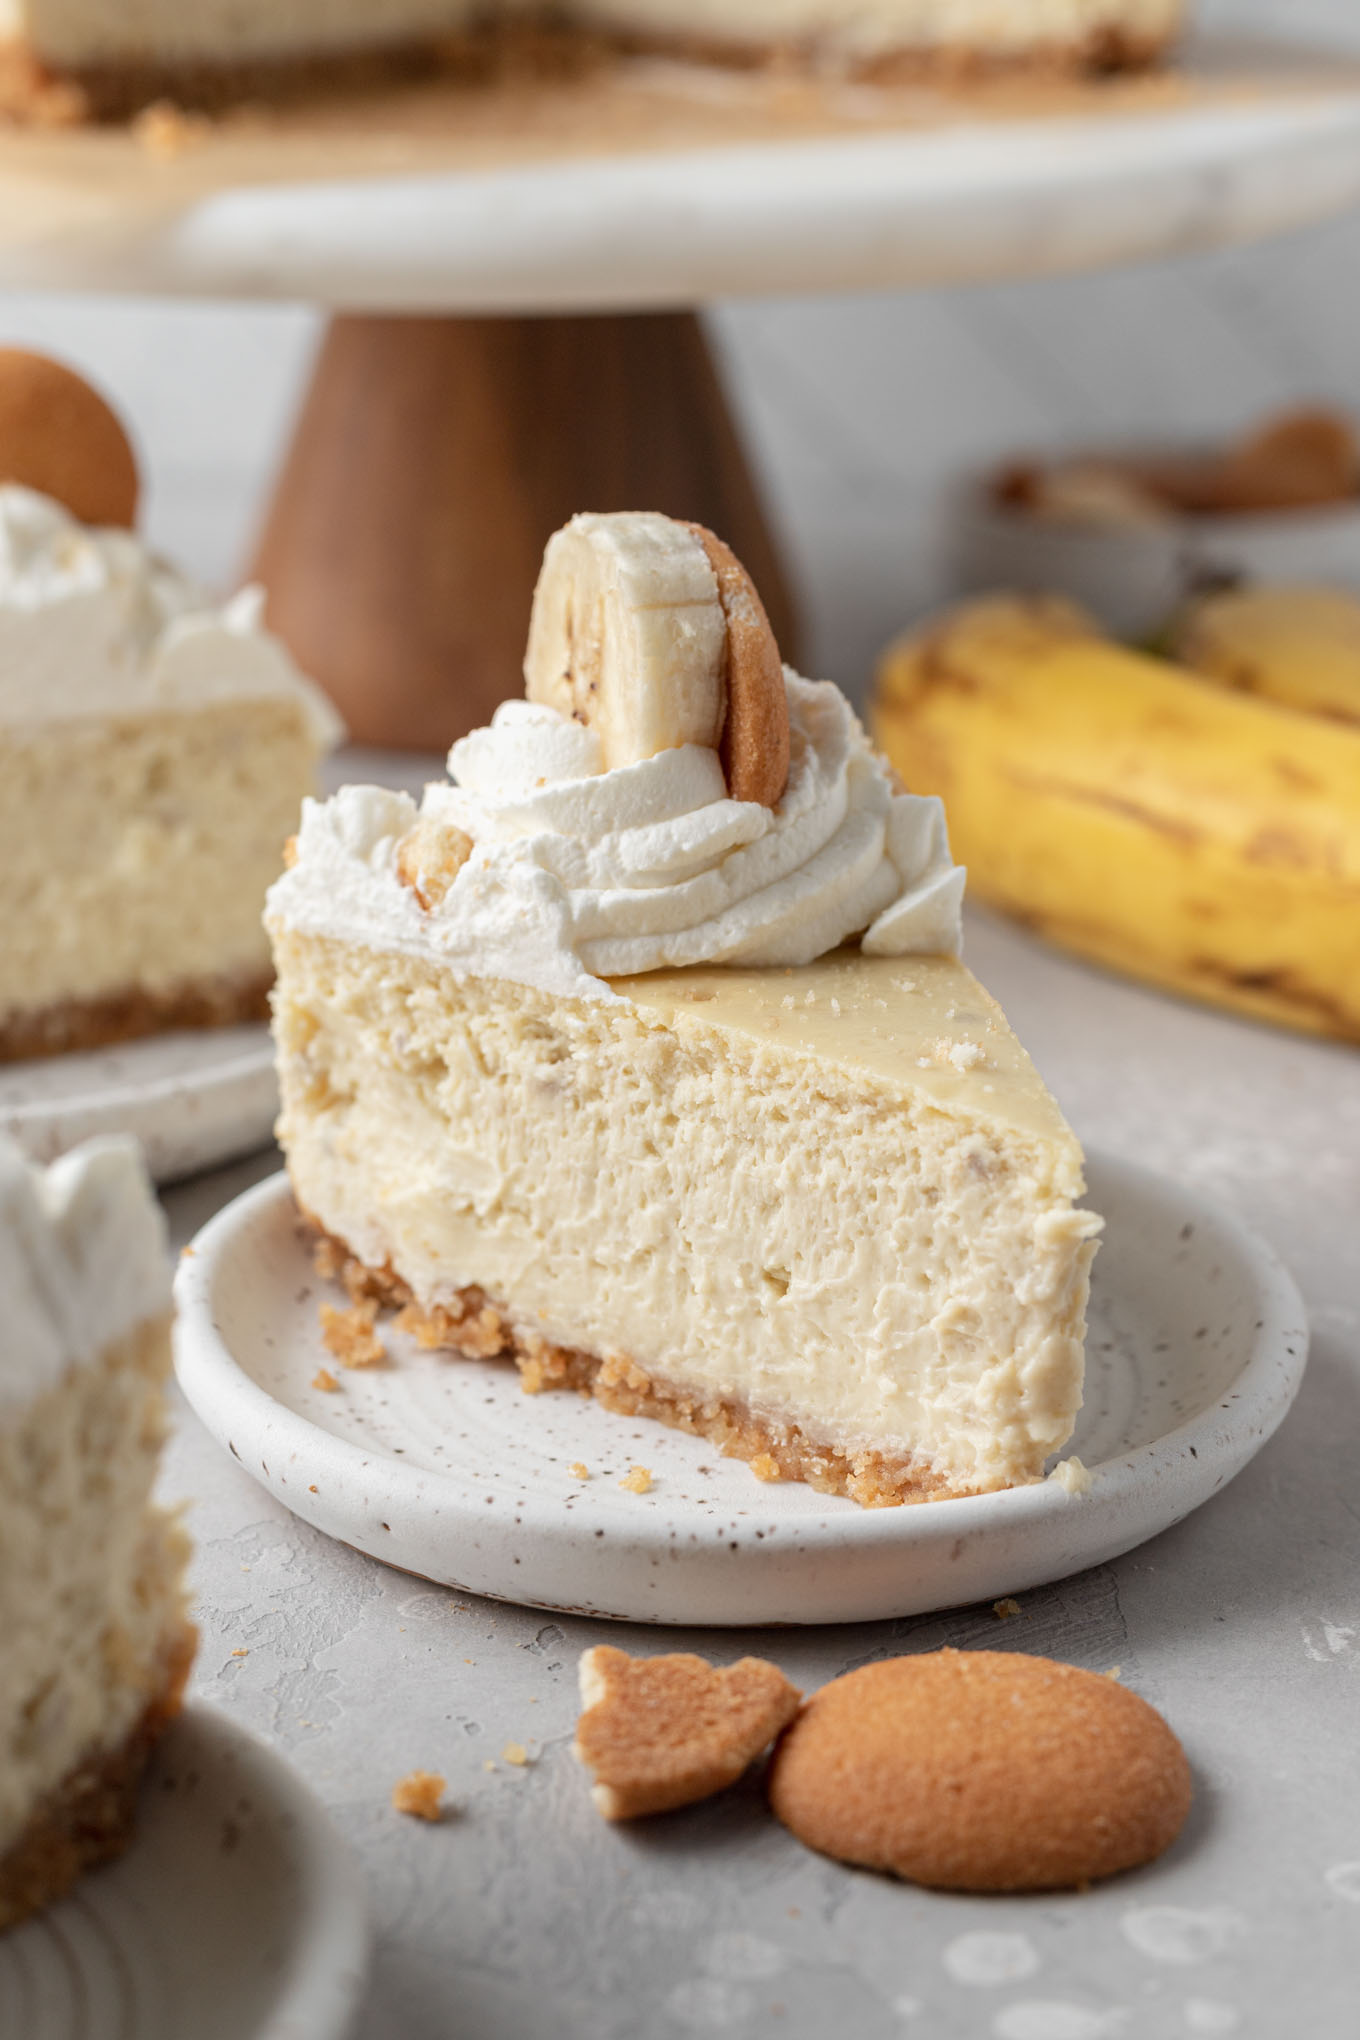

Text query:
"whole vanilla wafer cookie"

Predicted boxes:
[[768, 1649, 1191, 1892], [0, 349, 139, 528]]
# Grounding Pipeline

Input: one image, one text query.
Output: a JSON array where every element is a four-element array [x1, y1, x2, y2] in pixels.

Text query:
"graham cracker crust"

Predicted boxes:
[[2, 18, 1172, 124], [309, 1219, 985, 1509], [0, 969, 272, 1064], [0, 1620, 197, 1935]]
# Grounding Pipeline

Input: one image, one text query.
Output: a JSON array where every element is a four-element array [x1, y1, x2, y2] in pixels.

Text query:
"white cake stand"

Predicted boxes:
[[1, 37, 1359, 306], [2, 34, 1359, 745]]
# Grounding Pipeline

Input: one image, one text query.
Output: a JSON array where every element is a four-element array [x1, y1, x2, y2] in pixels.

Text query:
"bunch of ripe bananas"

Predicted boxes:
[[873, 586, 1360, 1042]]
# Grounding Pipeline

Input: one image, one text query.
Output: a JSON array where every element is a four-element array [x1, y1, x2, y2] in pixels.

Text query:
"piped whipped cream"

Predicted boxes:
[[0, 484, 342, 743], [0, 1135, 170, 1415], [269, 672, 965, 998]]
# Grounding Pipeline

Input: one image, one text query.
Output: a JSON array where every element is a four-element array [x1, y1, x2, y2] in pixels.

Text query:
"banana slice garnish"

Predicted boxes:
[[524, 510, 789, 807]]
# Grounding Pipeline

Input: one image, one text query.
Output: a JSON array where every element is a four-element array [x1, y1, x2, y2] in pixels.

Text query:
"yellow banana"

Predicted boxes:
[[872, 593, 1360, 1042], [1172, 584, 1360, 725]]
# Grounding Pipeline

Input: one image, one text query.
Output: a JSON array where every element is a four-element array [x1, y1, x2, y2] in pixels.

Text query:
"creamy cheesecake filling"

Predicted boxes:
[[0, 486, 341, 1054], [0, 1317, 189, 1871], [0, 1139, 188, 1893], [0, 700, 313, 1030], [274, 934, 1098, 1492]]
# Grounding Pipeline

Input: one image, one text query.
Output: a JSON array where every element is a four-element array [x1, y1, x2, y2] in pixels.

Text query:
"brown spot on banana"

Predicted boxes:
[[1003, 771, 1205, 849]]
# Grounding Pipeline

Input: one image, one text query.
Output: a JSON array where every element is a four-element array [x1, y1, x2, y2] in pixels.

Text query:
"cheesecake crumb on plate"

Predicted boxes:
[[1051, 1455, 1094, 1494], [319, 1300, 387, 1370]]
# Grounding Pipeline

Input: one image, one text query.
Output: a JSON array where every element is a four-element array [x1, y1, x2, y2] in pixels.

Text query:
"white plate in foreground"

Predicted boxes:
[[0, 1704, 369, 2040], [0, 1026, 277, 1183], [174, 1152, 1308, 1627]]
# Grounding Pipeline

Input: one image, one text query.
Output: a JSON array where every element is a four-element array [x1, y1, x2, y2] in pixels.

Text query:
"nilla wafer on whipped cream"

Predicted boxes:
[[574, 1644, 800, 1821], [768, 1649, 1192, 1892], [0, 349, 139, 529], [685, 520, 790, 808]]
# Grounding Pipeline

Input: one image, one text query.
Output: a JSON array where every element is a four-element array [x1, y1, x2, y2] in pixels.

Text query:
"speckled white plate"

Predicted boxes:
[[173, 1151, 1307, 1627], [0, 1704, 369, 2040], [0, 1026, 277, 1184]]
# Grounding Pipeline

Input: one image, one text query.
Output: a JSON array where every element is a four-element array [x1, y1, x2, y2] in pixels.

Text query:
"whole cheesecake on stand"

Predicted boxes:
[[0, 350, 342, 1063], [268, 512, 1101, 1507], [0, 0, 1184, 116]]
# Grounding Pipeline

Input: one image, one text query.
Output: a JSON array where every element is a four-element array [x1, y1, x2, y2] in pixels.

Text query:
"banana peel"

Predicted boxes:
[[872, 590, 1360, 1043]]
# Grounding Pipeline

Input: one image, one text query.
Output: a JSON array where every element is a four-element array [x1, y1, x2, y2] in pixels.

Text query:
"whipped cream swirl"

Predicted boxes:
[[0, 484, 342, 743], [0, 1135, 170, 1415], [271, 672, 964, 998]]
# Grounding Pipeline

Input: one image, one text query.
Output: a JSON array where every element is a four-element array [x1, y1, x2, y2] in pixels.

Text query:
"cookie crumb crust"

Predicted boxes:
[[305, 1214, 989, 1508], [0, 969, 272, 1064]]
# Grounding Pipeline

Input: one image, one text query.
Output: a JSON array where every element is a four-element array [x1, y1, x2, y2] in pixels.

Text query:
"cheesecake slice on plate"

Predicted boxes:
[[0, 350, 341, 1063], [0, 1134, 193, 1930], [268, 512, 1100, 1506]]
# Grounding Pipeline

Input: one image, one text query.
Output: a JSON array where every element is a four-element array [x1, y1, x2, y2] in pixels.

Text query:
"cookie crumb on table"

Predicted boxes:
[[392, 1771, 447, 1822], [619, 1465, 653, 1494], [568, 1461, 591, 1480], [574, 1645, 801, 1821], [993, 1597, 1022, 1619], [311, 1366, 341, 1392]]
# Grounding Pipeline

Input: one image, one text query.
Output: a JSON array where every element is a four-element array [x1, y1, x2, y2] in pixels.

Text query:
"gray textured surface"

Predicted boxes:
[[161, 908, 1360, 2039], [10, 4, 1358, 2019]]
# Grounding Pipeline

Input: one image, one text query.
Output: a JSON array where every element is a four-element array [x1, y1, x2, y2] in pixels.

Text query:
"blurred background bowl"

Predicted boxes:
[[949, 474, 1360, 639]]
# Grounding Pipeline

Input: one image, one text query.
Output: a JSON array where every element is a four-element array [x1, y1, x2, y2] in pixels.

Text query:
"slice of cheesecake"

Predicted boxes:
[[0, 1134, 193, 1931], [268, 511, 1099, 1506], [273, 933, 1095, 1503], [0, 353, 342, 1063], [0, 0, 1182, 118]]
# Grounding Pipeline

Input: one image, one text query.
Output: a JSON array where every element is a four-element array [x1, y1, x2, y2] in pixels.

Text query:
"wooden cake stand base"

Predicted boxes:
[[250, 310, 798, 750]]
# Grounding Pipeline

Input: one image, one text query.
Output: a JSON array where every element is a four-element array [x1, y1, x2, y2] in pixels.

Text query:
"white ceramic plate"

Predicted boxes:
[[0, 1704, 369, 2040], [0, 1026, 277, 1184], [173, 1152, 1308, 1627]]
